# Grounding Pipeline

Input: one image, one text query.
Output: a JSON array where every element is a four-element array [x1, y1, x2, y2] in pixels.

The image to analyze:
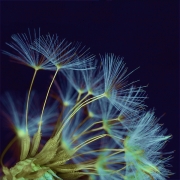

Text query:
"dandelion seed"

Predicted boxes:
[[1, 92, 58, 138], [101, 53, 147, 114], [31, 34, 95, 71], [2, 29, 55, 71], [123, 110, 173, 180]]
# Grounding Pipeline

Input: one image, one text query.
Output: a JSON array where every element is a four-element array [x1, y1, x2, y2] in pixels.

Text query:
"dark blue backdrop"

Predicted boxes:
[[0, 1, 179, 179]]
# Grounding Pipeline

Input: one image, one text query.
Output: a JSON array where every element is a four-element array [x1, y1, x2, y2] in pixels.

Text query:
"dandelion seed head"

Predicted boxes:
[[1, 30, 173, 180]]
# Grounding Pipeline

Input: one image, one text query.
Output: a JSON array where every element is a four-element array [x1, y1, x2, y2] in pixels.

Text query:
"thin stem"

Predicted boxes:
[[79, 172, 99, 176], [73, 94, 104, 114], [70, 115, 89, 137], [73, 126, 104, 142], [58, 93, 105, 135], [25, 69, 37, 132], [61, 92, 90, 124], [51, 106, 65, 137], [39, 68, 59, 131], [76, 92, 82, 102], [108, 151, 124, 158], [69, 94, 104, 122], [74, 133, 124, 152], [1, 136, 17, 167], [72, 148, 125, 159], [74, 134, 107, 152], [54, 93, 90, 136], [75, 92, 90, 109], [76, 93, 103, 108], [73, 119, 121, 141]]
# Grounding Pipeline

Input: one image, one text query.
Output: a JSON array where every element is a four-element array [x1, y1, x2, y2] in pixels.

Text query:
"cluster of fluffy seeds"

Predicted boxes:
[[1, 29, 172, 180]]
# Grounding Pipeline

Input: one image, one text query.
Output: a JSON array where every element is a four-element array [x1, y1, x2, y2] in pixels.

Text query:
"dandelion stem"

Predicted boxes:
[[76, 93, 104, 109], [76, 92, 82, 102], [69, 93, 105, 122], [74, 133, 124, 152], [73, 126, 104, 142], [70, 115, 89, 137], [25, 69, 37, 133], [52, 106, 65, 137], [74, 134, 107, 152], [78, 172, 99, 175], [39, 68, 59, 131], [55, 93, 90, 135], [75, 92, 90, 108], [58, 93, 105, 135], [0, 136, 17, 168], [116, 165, 126, 172], [108, 151, 124, 158], [73, 118, 121, 141], [61, 92, 90, 124], [72, 148, 125, 159]]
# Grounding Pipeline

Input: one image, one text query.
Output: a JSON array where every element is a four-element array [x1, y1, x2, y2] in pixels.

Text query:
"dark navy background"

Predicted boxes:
[[0, 1, 179, 179]]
